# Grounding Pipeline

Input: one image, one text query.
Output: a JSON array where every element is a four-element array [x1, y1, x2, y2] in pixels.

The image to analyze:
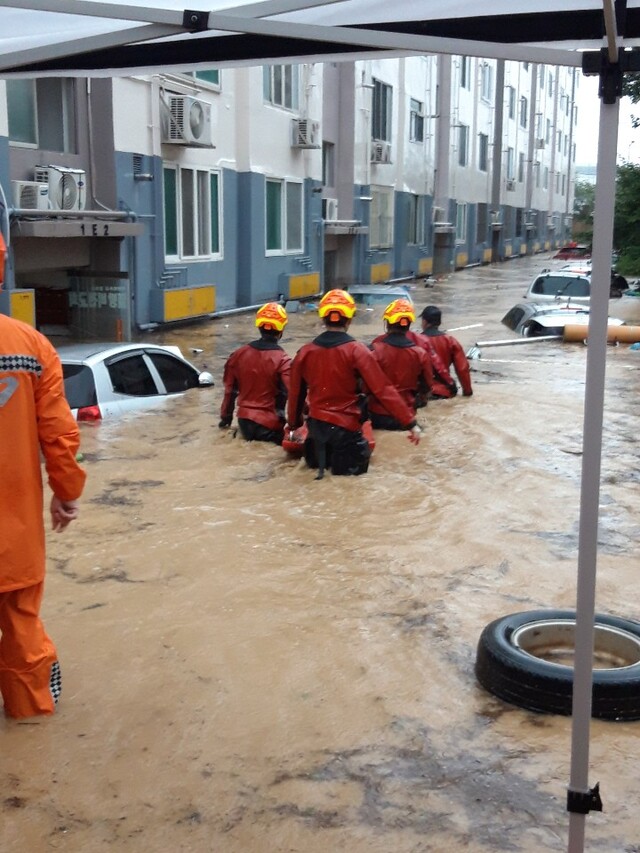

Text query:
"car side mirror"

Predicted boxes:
[[198, 371, 215, 386]]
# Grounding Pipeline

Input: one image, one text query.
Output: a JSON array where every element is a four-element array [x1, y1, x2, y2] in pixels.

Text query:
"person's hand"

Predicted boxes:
[[50, 496, 79, 532], [407, 425, 422, 445], [218, 417, 232, 429]]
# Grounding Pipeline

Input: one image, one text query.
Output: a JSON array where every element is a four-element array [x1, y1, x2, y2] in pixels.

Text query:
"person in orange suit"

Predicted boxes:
[[0, 292, 86, 719]]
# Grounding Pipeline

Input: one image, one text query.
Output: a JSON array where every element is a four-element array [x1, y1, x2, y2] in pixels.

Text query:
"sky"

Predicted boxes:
[[575, 74, 640, 166]]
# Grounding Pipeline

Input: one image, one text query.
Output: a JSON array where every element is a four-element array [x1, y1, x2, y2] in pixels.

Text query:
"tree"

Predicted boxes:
[[614, 162, 640, 275], [623, 73, 640, 127]]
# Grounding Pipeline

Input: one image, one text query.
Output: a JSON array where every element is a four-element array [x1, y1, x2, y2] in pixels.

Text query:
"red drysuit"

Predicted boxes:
[[369, 332, 434, 417], [287, 330, 416, 432], [0, 313, 86, 718], [220, 339, 291, 431], [409, 329, 473, 398]]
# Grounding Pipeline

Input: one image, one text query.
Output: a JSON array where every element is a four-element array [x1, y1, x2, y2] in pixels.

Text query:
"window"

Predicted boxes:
[[481, 63, 493, 101], [546, 118, 551, 144], [263, 65, 299, 110], [163, 165, 221, 259], [458, 124, 469, 166], [476, 203, 488, 240], [108, 354, 158, 397], [478, 133, 489, 172], [409, 99, 424, 142], [265, 179, 303, 254], [562, 175, 566, 195], [506, 147, 515, 180], [322, 142, 335, 187], [557, 130, 562, 152], [406, 194, 423, 244], [7, 78, 77, 152], [456, 203, 467, 242], [372, 79, 393, 141], [539, 66, 545, 88], [370, 187, 394, 248], [460, 56, 471, 89], [185, 69, 220, 88], [518, 152, 525, 183], [146, 353, 200, 392], [507, 86, 515, 119], [543, 166, 549, 189], [519, 96, 528, 128], [548, 73, 554, 97]]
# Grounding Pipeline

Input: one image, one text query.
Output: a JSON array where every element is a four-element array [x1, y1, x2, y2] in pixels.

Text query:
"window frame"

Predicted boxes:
[[162, 163, 223, 262], [265, 177, 304, 256], [456, 203, 468, 243], [263, 64, 300, 111], [7, 77, 77, 152], [370, 186, 394, 249], [458, 124, 469, 167], [372, 78, 393, 142], [478, 133, 489, 172], [409, 98, 424, 143]]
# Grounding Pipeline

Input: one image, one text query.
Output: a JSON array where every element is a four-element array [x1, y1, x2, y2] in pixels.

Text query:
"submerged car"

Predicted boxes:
[[523, 268, 628, 304], [346, 284, 413, 306], [502, 302, 625, 338], [553, 243, 591, 261], [58, 342, 214, 421]]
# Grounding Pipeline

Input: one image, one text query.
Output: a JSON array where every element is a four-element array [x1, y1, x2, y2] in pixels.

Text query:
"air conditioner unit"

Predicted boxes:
[[505, 179, 516, 191], [547, 215, 557, 228], [322, 198, 338, 220], [371, 140, 392, 164], [490, 210, 503, 225], [35, 166, 86, 211], [535, 138, 546, 149], [291, 118, 320, 149], [162, 95, 214, 147], [12, 180, 49, 210], [432, 206, 446, 223]]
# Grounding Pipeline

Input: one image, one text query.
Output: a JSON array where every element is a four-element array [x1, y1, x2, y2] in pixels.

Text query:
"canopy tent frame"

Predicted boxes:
[[0, 2, 638, 851]]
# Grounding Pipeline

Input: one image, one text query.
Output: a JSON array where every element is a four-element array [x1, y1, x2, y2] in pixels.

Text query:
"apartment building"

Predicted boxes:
[[0, 56, 578, 339]]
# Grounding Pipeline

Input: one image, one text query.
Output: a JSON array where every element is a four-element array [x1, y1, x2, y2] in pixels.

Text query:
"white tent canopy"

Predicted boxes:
[[0, 3, 637, 852]]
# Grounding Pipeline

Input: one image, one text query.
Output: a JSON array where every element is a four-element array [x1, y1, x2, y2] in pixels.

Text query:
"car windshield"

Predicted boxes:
[[531, 275, 590, 298], [61, 364, 98, 409]]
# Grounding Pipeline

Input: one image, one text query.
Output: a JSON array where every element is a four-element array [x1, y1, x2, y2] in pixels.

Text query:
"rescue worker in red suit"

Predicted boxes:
[[287, 289, 422, 479], [411, 305, 473, 399], [368, 298, 435, 430], [0, 301, 86, 719], [219, 302, 291, 444]]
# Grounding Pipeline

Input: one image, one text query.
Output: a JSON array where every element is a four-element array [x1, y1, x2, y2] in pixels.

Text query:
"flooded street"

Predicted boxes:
[[3, 254, 640, 852]]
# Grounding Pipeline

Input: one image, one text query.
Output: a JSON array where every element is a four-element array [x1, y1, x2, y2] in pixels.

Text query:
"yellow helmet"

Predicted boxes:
[[383, 298, 415, 327], [255, 302, 288, 333], [318, 289, 357, 322]]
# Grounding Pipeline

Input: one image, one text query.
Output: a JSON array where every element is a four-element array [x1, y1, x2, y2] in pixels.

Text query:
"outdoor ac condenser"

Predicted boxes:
[[12, 180, 49, 210], [35, 166, 86, 211], [162, 95, 214, 147]]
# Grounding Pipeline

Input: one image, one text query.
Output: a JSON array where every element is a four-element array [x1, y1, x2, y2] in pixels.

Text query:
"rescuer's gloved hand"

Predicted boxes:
[[219, 417, 232, 429]]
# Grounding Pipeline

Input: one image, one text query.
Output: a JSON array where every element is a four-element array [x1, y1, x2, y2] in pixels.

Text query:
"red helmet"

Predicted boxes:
[[255, 302, 288, 333], [383, 298, 415, 327], [318, 289, 357, 322]]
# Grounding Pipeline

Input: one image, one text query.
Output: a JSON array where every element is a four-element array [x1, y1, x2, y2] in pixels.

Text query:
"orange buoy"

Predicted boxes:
[[563, 324, 640, 343]]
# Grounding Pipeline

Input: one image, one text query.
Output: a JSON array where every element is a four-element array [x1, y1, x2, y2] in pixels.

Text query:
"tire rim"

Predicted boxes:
[[512, 620, 640, 670]]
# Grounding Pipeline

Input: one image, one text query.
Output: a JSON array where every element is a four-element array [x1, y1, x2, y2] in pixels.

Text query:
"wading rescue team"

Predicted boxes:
[[0, 286, 472, 721], [220, 289, 473, 478]]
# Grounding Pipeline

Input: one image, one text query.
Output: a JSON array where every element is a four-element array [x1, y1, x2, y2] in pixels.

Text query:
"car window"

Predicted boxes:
[[146, 352, 199, 393], [107, 354, 158, 396], [502, 305, 528, 331], [61, 364, 97, 408], [531, 275, 588, 297]]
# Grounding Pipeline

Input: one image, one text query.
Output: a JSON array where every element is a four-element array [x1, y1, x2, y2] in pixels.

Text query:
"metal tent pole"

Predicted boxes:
[[567, 26, 621, 852]]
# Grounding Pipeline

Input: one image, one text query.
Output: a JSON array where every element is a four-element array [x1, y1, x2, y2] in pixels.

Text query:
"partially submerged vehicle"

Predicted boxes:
[[502, 301, 625, 337]]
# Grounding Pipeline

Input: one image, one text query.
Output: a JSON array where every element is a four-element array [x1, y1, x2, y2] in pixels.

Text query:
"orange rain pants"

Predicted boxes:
[[0, 583, 59, 718]]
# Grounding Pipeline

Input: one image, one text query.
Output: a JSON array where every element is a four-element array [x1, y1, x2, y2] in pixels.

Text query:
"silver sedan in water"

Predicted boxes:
[[58, 342, 214, 422]]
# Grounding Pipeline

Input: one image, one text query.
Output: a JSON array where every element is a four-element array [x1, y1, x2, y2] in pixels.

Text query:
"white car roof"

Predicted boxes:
[[57, 343, 184, 364]]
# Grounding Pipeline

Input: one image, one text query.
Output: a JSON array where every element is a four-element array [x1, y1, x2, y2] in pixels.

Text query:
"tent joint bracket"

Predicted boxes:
[[183, 10, 210, 31], [566, 782, 603, 814]]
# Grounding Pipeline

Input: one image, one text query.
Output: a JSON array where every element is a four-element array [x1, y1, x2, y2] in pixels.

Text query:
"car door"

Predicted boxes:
[[100, 350, 164, 416], [143, 349, 201, 393]]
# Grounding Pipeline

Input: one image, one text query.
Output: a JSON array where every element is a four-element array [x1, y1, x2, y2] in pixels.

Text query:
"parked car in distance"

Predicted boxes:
[[58, 343, 214, 422], [523, 267, 628, 304], [346, 284, 413, 306], [553, 243, 591, 260], [502, 301, 625, 338]]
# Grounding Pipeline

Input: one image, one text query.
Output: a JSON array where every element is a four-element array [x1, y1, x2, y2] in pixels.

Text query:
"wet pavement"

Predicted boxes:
[[3, 254, 640, 852]]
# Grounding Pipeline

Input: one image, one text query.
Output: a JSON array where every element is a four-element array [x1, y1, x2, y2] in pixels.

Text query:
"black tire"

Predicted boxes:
[[475, 609, 640, 721]]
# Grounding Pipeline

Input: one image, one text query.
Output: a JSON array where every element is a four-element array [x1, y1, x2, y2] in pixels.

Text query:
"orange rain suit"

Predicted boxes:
[[0, 313, 86, 718]]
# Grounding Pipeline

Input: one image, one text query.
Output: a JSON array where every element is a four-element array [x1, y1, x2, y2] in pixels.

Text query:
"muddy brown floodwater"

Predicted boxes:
[[3, 254, 640, 852]]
